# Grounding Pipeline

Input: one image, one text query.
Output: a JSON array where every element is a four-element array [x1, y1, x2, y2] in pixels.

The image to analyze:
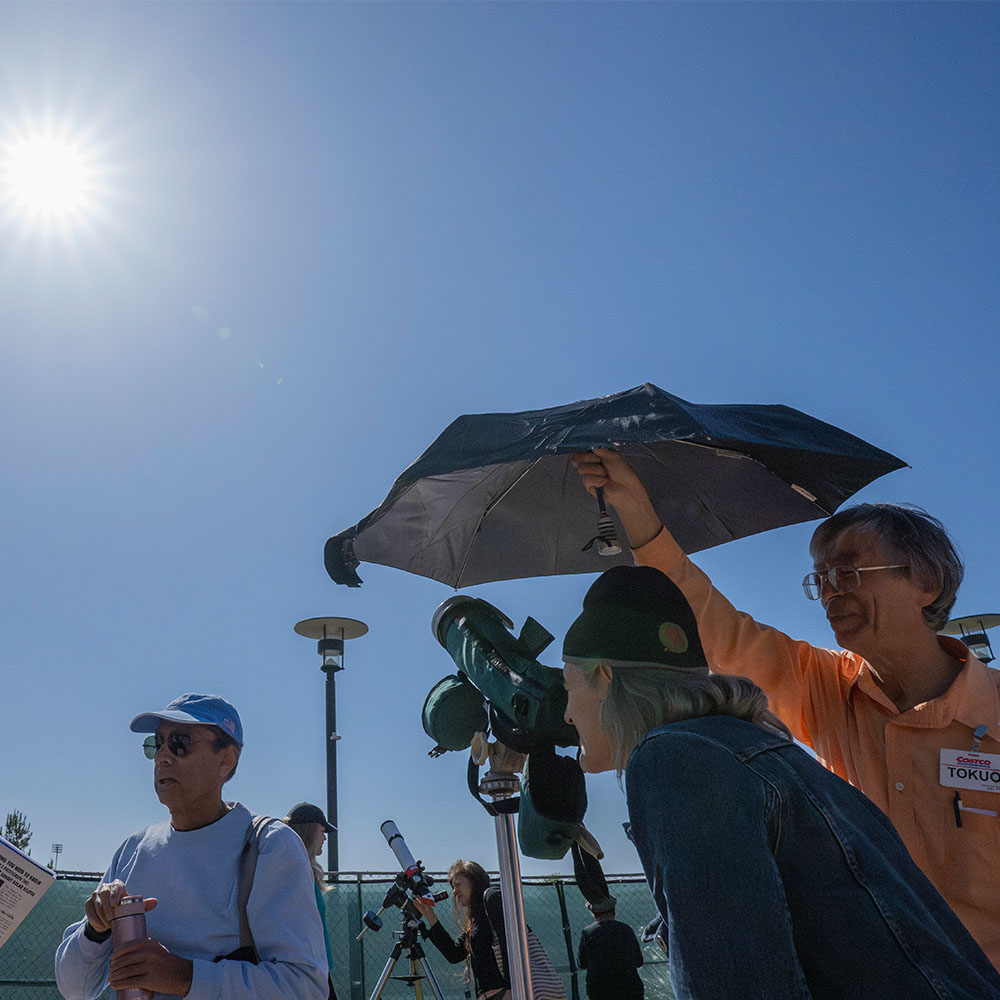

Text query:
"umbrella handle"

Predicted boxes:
[[581, 487, 623, 556]]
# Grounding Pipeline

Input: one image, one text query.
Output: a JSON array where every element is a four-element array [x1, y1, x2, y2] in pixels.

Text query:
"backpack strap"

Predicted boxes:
[[234, 814, 278, 961]]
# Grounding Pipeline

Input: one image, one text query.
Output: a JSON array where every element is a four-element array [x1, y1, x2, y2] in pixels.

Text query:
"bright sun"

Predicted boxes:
[[3, 133, 94, 218]]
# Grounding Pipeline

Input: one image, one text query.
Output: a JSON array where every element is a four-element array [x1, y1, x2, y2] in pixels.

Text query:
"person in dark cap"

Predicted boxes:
[[55, 693, 328, 1000], [562, 567, 1000, 1000], [572, 844, 643, 1000], [576, 898, 644, 1000], [283, 802, 337, 998]]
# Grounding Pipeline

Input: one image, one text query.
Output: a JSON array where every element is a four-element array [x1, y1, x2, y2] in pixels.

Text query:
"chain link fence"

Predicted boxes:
[[1, 871, 673, 999]]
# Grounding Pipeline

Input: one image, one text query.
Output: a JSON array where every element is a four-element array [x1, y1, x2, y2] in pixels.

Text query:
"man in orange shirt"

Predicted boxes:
[[572, 448, 1000, 968]]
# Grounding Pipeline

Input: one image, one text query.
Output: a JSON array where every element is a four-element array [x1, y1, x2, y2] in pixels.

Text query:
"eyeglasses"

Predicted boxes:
[[802, 565, 908, 601], [142, 732, 214, 759]]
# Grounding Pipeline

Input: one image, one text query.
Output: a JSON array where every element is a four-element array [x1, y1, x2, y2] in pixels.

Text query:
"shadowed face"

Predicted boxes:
[[813, 527, 936, 657], [304, 822, 326, 857], [152, 723, 238, 830], [450, 872, 474, 908], [562, 661, 615, 773]]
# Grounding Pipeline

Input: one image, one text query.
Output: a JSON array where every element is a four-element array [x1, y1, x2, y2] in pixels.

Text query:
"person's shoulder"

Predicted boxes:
[[608, 919, 639, 938], [103, 818, 170, 873], [626, 717, 787, 792], [234, 804, 301, 853], [631, 716, 775, 759], [121, 817, 170, 850]]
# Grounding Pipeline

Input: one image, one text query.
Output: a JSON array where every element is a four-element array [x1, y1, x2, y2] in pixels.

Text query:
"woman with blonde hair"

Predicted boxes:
[[561, 565, 1000, 1000], [284, 802, 337, 1000]]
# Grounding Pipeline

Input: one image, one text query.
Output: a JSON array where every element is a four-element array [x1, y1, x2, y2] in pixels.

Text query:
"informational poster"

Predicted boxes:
[[0, 834, 56, 949]]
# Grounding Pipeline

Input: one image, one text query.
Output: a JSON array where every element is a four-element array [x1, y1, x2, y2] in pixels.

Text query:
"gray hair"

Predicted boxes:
[[582, 664, 790, 774], [211, 729, 240, 783], [809, 503, 963, 632]]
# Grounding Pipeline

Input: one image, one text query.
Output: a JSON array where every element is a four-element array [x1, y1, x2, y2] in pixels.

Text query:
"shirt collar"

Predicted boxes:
[[853, 636, 1000, 739]]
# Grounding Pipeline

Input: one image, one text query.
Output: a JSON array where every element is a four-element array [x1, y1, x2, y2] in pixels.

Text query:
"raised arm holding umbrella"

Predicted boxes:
[[571, 447, 1000, 970]]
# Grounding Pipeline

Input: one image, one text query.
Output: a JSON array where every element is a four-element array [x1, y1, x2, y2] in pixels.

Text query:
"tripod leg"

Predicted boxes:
[[368, 951, 401, 1000], [409, 959, 423, 1000], [414, 955, 447, 1000]]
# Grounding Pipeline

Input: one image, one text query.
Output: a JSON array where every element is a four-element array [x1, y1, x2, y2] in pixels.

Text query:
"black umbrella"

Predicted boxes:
[[325, 383, 907, 589]]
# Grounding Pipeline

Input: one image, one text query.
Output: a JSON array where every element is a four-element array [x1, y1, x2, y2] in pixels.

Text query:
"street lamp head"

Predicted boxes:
[[294, 617, 369, 672], [941, 613, 1000, 665], [318, 637, 344, 672], [963, 633, 994, 664]]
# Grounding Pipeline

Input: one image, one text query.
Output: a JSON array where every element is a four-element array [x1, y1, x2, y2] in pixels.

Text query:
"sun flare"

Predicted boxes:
[[3, 133, 94, 218]]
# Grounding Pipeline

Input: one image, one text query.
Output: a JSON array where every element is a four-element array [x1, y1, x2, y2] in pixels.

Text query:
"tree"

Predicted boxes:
[[4, 810, 32, 853]]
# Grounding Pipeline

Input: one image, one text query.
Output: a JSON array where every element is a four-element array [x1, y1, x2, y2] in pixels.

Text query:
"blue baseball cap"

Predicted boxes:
[[130, 693, 244, 746]]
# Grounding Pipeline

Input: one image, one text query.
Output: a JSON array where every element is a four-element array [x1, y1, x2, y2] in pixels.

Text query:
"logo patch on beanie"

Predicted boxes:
[[659, 621, 689, 655]]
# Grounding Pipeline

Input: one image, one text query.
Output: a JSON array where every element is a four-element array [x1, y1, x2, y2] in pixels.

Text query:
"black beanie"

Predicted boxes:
[[563, 566, 709, 673]]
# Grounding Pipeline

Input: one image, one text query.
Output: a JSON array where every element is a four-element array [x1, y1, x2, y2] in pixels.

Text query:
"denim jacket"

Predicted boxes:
[[625, 716, 1000, 1000]]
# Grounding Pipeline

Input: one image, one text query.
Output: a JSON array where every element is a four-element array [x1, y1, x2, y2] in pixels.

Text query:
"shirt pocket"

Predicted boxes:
[[936, 786, 1000, 904]]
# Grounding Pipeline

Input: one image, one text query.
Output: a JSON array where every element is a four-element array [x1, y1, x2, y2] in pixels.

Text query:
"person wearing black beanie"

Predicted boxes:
[[561, 565, 1000, 1000]]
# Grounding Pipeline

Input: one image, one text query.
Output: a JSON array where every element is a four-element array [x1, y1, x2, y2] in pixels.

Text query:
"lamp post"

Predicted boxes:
[[51, 843, 63, 871], [294, 616, 368, 877], [941, 613, 1000, 665]]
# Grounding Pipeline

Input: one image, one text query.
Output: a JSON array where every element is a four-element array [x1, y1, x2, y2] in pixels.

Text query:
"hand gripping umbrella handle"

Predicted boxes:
[[581, 487, 623, 556]]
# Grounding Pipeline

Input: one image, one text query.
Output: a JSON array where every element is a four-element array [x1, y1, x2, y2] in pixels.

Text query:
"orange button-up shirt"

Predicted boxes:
[[635, 529, 1000, 968]]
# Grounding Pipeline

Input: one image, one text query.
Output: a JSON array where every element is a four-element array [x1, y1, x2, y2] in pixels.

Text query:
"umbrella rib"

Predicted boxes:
[[629, 440, 753, 544], [629, 440, 829, 542], [454, 458, 540, 588]]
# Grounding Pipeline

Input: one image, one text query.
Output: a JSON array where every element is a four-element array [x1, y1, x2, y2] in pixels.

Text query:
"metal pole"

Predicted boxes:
[[325, 663, 339, 876], [495, 810, 532, 1000], [481, 770, 532, 1000]]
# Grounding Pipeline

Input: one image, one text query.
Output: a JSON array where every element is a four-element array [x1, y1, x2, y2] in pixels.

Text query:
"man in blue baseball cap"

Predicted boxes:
[[55, 693, 328, 1000]]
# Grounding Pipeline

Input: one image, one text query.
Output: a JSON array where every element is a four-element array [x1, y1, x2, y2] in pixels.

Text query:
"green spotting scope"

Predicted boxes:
[[428, 595, 579, 753]]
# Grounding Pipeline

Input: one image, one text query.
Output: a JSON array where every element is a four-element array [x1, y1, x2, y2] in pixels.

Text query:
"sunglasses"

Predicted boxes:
[[142, 732, 214, 759]]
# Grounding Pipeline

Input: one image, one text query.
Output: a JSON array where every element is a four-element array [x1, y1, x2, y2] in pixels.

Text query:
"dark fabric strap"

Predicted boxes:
[[467, 758, 518, 816], [571, 842, 615, 914]]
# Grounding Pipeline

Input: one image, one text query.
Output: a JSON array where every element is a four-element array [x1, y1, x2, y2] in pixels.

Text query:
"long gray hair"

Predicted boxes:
[[584, 663, 791, 774]]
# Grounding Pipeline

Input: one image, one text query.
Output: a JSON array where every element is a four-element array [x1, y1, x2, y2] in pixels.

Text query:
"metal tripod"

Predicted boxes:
[[367, 910, 446, 1000]]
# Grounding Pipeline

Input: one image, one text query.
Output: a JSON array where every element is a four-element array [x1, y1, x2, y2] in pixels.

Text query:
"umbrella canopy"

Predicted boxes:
[[325, 383, 907, 588]]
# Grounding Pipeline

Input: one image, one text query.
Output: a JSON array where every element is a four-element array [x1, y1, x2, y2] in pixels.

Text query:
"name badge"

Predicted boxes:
[[940, 749, 1000, 793]]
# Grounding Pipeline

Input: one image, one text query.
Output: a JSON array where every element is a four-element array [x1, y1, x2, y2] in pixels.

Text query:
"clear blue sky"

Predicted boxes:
[[2, 2, 998, 879]]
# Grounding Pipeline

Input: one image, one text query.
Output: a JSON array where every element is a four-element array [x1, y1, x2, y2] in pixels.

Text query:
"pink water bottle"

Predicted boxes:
[[111, 895, 153, 1000]]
